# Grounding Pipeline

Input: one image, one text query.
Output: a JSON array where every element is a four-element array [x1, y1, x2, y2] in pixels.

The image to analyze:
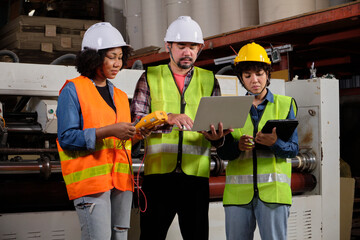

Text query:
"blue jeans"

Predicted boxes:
[[73, 189, 132, 240], [224, 196, 290, 240]]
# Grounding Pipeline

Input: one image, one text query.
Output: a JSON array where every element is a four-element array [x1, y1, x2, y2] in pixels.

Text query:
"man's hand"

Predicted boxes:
[[137, 127, 152, 138], [201, 122, 233, 141], [167, 113, 193, 130], [132, 126, 153, 144]]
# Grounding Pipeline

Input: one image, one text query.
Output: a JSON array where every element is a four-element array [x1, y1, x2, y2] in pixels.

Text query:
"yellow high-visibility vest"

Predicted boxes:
[[145, 65, 214, 178], [224, 94, 297, 205]]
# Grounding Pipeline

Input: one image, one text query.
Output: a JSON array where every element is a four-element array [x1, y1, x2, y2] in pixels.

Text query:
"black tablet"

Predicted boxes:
[[261, 119, 299, 141]]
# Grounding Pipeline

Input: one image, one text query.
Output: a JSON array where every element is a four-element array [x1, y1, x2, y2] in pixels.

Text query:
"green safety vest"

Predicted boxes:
[[223, 94, 297, 205], [145, 65, 214, 177]]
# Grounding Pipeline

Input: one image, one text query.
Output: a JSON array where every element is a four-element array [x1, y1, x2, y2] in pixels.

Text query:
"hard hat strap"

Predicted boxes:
[[167, 45, 176, 66], [197, 44, 204, 58], [167, 45, 184, 70]]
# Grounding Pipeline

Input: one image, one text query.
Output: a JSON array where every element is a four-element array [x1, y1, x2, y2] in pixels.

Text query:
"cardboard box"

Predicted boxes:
[[340, 177, 355, 240], [0, 15, 99, 52], [45, 24, 57, 37], [41, 43, 53, 53]]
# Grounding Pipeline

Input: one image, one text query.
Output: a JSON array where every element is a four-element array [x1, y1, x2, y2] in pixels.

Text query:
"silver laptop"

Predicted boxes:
[[178, 95, 254, 132]]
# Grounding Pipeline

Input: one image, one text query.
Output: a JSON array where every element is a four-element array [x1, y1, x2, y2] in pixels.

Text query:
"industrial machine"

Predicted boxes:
[[0, 61, 339, 239]]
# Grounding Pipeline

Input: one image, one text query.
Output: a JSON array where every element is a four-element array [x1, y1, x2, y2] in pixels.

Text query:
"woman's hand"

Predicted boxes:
[[238, 134, 255, 151], [112, 122, 137, 140], [96, 122, 136, 141], [255, 127, 277, 146]]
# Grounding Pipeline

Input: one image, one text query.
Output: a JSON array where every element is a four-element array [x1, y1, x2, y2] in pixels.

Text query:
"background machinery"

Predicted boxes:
[[0, 60, 340, 239]]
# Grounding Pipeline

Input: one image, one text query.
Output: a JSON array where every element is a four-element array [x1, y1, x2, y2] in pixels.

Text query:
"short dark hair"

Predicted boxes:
[[233, 61, 272, 87], [75, 46, 132, 79]]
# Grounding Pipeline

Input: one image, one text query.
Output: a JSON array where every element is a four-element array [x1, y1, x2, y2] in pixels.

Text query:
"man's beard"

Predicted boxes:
[[177, 57, 194, 69]]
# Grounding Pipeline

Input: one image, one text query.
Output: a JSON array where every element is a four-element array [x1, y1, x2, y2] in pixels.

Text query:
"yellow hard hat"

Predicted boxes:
[[234, 42, 271, 65]]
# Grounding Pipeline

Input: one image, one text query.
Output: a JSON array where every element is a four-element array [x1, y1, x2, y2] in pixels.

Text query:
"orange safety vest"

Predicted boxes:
[[57, 76, 133, 200]]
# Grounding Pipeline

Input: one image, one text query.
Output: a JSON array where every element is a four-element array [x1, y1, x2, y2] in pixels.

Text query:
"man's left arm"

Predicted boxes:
[[130, 73, 150, 123]]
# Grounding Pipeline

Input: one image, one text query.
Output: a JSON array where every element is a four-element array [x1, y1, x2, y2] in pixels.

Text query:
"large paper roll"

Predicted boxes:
[[141, 0, 166, 48], [220, 0, 259, 34], [259, 0, 316, 24], [191, 0, 220, 38], [220, 0, 241, 33], [165, 0, 192, 26], [125, 0, 143, 50], [240, 0, 259, 28], [316, 0, 330, 10]]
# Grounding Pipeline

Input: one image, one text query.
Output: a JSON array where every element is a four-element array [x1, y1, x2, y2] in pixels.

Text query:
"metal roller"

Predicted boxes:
[[290, 150, 317, 172]]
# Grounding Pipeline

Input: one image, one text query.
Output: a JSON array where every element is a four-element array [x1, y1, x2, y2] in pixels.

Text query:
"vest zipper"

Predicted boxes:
[[176, 96, 186, 173], [252, 102, 268, 197], [170, 66, 186, 173], [252, 117, 259, 196]]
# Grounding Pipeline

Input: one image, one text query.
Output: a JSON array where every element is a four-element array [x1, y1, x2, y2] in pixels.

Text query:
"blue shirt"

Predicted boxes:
[[57, 79, 116, 151], [217, 89, 299, 160]]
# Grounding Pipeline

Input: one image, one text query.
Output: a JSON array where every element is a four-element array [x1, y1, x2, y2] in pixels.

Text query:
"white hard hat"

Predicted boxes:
[[81, 22, 129, 51], [164, 16, 204, 44]]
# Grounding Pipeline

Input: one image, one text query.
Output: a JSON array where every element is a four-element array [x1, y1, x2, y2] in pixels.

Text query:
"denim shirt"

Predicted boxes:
[[217, 89, 299, 160], [57, 79, 116, 151]]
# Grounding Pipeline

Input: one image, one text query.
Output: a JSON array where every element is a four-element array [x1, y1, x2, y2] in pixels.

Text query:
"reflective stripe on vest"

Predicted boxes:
[[146, 65, 214, 177], [226, 173, 290, 185], [223, 94, 296, 205], [146, 143, 210, 156], [58, 138, 131, 161], [57, 76, 133, 200]]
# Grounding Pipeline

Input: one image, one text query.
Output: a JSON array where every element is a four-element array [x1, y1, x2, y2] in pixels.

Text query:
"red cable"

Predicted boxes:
[[136, 152, 147, 213], [121, 139, 147, 213]]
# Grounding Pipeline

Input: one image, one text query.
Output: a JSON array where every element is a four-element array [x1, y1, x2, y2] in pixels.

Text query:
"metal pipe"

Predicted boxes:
[[0, 50, 19, 63], [216, 65, 233, 75], [50, 53, 76, 65], [0, 148, 58, 154], [0, 151, 316, 177], [0, 161, 43, 172], [291, 172, 317, 193], [209, 175, 226, 199], [132, 160, 144, 173], [0, 155, 227, 176], [12, 96, 31, 112], [208, 172, 317, 199], [3, 112, 38, 120], [0, 156, 61, 178]]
